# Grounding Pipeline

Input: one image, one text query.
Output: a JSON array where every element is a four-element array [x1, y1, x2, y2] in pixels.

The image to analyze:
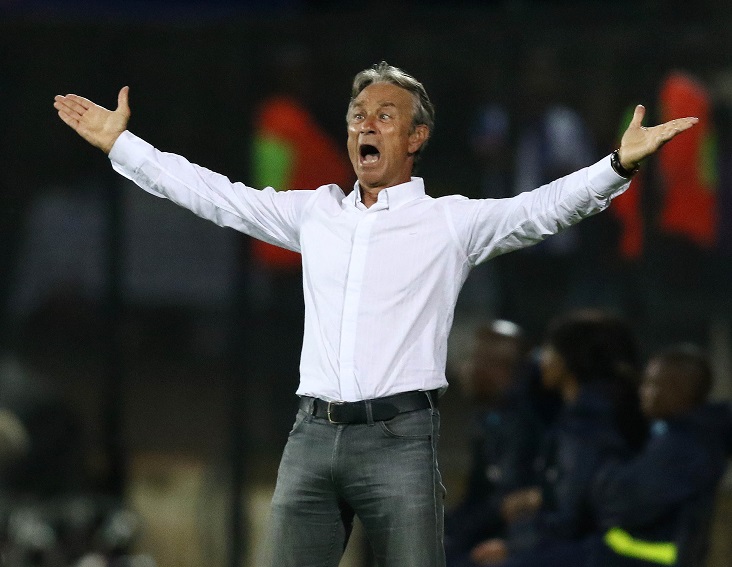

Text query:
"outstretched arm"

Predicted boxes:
[[451, 104, 698, 266], [53, 87, 314, 250], [53, 86, 131, 154], [617, 104, 698, 171]]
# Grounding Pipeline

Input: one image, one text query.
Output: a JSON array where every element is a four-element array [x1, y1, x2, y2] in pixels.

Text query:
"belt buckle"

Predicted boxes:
[[327, 401, 345, 424]]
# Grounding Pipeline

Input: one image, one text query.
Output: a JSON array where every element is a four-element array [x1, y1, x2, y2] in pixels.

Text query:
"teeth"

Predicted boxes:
[[363, 153, 379, 164]]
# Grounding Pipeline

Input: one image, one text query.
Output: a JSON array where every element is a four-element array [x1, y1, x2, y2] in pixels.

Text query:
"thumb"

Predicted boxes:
[[117, 86, 131, 115], [629, 104, 645, 129]]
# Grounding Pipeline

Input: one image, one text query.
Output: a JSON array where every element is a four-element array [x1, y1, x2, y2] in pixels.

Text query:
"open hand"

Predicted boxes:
[[618, 104, 698, 170], [54, 86, 131, 154]]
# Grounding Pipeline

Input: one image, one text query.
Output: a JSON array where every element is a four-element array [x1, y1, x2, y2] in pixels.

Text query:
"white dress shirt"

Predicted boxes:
[[109, 131, 630, 402]]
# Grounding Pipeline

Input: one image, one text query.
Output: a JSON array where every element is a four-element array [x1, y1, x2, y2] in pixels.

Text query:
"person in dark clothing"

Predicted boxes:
[[593, 344, 732, 567], [445, 321, 543, 567], [468, 309, 645, 567]]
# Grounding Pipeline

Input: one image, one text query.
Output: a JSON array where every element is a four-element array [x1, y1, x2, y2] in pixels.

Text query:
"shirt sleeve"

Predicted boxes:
[[447, 155, 631, 266], [108, 130, 318, 252]]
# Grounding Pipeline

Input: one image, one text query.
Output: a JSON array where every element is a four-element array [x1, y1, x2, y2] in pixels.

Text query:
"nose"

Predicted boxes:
[[360, 113, 377, 134]]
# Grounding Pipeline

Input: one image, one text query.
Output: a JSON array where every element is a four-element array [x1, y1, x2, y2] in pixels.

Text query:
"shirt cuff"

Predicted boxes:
[[108, 130, 151, 168], [586, 153, 633, 200]]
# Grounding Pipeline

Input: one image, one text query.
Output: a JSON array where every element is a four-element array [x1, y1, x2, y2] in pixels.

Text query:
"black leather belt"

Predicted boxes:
[[300, 389, 438, 424]]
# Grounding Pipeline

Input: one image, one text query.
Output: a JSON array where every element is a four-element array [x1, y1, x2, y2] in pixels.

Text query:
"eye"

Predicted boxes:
[[379, 113, 391, 120], [352, 112, 364, 121]]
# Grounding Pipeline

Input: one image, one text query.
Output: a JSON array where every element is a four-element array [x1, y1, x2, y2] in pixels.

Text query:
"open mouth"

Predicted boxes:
[[359, 144, 380, 164]]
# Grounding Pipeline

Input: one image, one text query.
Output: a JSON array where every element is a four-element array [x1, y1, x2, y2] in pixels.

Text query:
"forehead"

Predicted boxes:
[[351, 82, 414, 109]]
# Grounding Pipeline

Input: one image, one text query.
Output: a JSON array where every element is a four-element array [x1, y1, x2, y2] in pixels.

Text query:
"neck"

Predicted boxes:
[[360, 185, 382, 208]]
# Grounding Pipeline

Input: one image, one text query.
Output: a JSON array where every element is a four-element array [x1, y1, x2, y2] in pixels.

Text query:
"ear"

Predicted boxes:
[[408, 124, 430, 155]]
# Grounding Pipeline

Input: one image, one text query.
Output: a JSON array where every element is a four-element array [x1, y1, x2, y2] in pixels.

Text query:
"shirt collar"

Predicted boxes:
[[347, 177, 426, 211]]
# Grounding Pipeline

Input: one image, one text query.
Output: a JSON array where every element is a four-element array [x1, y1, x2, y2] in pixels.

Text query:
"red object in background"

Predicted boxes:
[[251, 96, 354, 270], [613, 176, 644, 260], [612, 72, 717, 260], [657, 72, 717, 249]]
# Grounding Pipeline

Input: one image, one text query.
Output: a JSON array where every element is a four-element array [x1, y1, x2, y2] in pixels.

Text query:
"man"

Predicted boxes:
[[593, 344, 732, 567], [466, 309, 645, 567], [445, 320, 542, 567], [53, 61, 697, 567]]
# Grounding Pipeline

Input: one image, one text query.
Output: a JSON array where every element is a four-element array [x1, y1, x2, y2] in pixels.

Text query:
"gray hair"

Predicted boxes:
[[348, 61, 435, 156]]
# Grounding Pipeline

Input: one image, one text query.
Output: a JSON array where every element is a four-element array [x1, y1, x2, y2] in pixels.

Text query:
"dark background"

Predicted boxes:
[[1, 1, 731, 566]]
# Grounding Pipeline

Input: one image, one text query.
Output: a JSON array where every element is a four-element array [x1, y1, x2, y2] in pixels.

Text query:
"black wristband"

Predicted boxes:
[[610, 149, 639, 179]]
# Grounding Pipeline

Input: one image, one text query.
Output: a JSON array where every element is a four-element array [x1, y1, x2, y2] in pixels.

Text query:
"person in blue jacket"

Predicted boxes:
[[467, 309, 646, 567], [592, 343, 732, 567], [444, 320, 544, 567]]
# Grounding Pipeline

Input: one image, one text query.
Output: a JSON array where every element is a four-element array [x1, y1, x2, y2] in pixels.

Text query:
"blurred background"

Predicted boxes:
[[1, 0, 731, 565]]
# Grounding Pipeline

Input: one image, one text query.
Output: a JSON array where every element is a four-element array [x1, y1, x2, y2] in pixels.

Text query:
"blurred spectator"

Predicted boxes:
[[445, 320, 543, 567], [459, 63, 513, 317], [248, 44, 353, 447], [467, 309, 645, 567], [656, 73, 717, 252], [249, 44, 353, 271], [612, 72, 718, 295], [471, 101, 512, 200], [651, 72, 717, 316], [496, 47, 623, 340], [593, 344, 732, 567], [511, 48, 596, 201]]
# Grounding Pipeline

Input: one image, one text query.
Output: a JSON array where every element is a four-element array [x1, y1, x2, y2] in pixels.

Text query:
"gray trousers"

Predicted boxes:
[[269, 400, 446, 567]]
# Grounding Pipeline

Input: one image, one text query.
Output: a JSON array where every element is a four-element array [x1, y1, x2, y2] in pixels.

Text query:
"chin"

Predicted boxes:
[[358, 176, 382, 189]]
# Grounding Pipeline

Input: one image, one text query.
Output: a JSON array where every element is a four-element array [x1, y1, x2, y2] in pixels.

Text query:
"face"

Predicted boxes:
[[538, 344, 569, 391], [461, 335, 521, 403], [640, 359, 693, 420], [347, 82, 429, 192]]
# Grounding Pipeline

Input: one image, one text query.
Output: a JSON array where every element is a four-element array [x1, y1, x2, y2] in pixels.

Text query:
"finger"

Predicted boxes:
[[57, 96, 91, 118], [629, 104, 646, 128], [53, 96, 74, 115], [53, 99, 83, 120], [63, 94, 93, 110], [57, 109, 80, 130], [657, 117, 699, 143], [117, 85, 130, 113], [672, 116, 699, 130]]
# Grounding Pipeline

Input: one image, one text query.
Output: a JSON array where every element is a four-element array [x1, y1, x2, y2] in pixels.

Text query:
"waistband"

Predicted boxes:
[[299, 389, 439, 425]]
